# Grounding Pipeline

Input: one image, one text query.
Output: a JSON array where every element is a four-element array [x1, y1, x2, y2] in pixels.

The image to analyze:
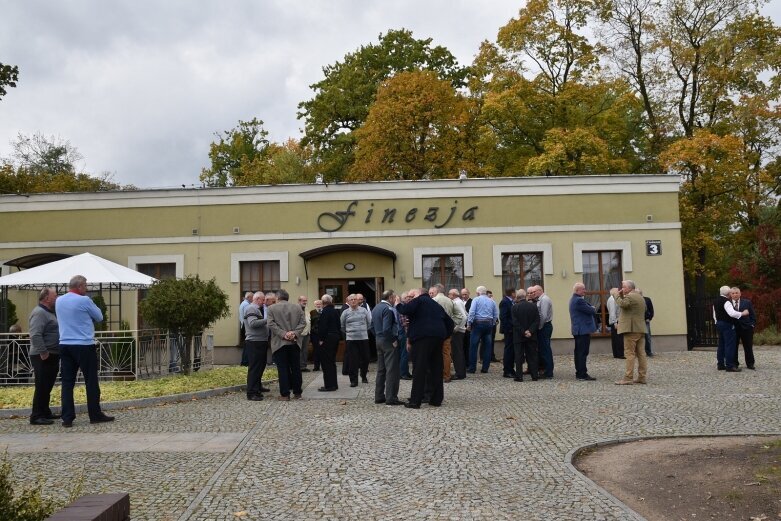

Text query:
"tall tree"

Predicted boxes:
[[199, 118, 269, 187], [298, 29, 468, 182], [0, 61, 18, 101], [350, 70, 471, 181]]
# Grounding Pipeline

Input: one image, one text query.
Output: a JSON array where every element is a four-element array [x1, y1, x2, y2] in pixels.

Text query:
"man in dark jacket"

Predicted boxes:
[[731, 287, 757, 369], [569, 282, 598, 381], [511, 289, 539, 382], [28, 287, 61, 425], [499, 288, 516, 378], [396, 288, 454, 409], [317, 294, 341, 391]]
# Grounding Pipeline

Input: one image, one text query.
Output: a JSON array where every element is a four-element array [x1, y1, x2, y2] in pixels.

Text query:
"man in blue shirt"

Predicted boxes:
[[56, 275, 114, 427], [466, 286, 499, 374]]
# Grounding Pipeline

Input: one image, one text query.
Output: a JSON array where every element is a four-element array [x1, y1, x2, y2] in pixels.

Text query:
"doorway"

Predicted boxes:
[[318, 277, 383, 310]]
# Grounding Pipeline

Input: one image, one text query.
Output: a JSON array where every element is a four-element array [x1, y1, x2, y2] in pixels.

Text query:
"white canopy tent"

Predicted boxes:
[[0, 252, 156, 290], [0, 252, 157, 331]]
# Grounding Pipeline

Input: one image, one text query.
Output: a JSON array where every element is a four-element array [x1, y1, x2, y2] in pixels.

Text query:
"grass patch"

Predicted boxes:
[[0, 366, 277, 409]]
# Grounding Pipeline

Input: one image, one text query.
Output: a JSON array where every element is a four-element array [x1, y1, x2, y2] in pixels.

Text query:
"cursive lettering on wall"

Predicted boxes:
[[317, 200, 478, 233]]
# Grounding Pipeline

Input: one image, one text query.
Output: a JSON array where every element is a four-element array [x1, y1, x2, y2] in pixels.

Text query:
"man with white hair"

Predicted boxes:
[[568, 282, 597, 381], [466, 286, 498, 374], [714, 285, 749, 372]]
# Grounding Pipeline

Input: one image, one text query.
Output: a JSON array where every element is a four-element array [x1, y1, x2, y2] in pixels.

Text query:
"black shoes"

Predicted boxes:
[[361, 377, 369, 384], [717, 365, 726, 370], [301, 368, 310, 372], [726, 367, 742, 372], [350, 382, 358, 387], [576, 375, 597, 381], [318, 386, 337, 392], [62, 421, 73, 428], [30, 418, 54, 425], [480, 368, 488, 373], [400, 375, 412, 380], [386, 400, 405, 406], [375, 398, 386, 404], [747, 365, 756, 370], [404, 402, 421, 409], [513, 377, 523, 382], [259, 386, 271, 393], [247, 395, 264, 401], [503, 373, 515, 378], [90, 414, 115, 424], [46, 413, 62, 420]]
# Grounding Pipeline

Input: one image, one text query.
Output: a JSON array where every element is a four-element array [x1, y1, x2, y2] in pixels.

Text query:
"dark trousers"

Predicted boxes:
[[60, 344, 102, 422], [320, 334, 339, 389], [398, 329, 411, 377], [610, 325, 624, 358], [310, 334, 321, 368], [573, 335, 591, 379], [735, 325, 755, 367], [30, 353, 59, 421], [240, 325, 248, 366], [514, 339, 539, 379], [538, 322, 554, 377], [716, 321, 737, 368], [346, 339, 369, 384], [375, 337, 400, 402], [502, 331, 516, 376], [272, 344, 303, 397], [409, 337, 444, 407], [462, 330, 471, 373], [450, 331, 466, 378], [245, 340, 268, 397]]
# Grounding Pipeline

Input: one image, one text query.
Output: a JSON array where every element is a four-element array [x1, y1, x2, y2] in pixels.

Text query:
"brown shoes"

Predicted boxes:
[[632, 379, 647, 384], [615, 379, 634, 385], [277, 396, 290, 401]]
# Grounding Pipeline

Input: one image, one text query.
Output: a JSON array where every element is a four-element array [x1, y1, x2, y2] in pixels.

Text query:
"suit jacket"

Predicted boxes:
[[511, 300, 539, 344], [317, 304, 341, 340], [371, 300, 398, 339], [266, 300, 306, 353], [499, 296, 514, 334], [615, 292, 646, 334], [396, 293, 454, 342], [569, 294, 597, 336], [735, 298, 756, 329]]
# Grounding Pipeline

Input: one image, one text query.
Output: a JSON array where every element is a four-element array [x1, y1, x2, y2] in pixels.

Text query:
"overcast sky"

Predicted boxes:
[[1, 1, 779, 189]]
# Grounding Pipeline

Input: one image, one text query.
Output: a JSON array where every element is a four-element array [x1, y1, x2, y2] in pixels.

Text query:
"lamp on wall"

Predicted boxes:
[[561, 269, 567, 278], [295, 276, 300, 285]]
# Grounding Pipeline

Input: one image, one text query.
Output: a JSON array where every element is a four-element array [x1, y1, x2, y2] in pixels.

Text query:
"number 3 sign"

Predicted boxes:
[[646, 240, 662, 256]]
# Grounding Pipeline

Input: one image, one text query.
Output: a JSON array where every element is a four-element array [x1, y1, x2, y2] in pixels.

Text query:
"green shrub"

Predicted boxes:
[[0, 450, 79, 521], [755, 325, 781, 346]]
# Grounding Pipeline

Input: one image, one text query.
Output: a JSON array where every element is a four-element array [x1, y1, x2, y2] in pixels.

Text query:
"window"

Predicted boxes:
[[582, 251, 622, 334], [240, 261, 281, 296], [501, 253, 543, 292], [137, 263, 177, 330], [422, 255, 464, 290]]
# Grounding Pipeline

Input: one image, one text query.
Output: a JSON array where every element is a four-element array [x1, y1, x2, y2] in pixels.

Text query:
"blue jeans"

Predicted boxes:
[[469, 322, 494, 372], [716, 321, 737, 368], [644, 321, 653, 355], [538, 322, 554, 377], [573, 334, 591, 378], [60, 344, 103, 423]]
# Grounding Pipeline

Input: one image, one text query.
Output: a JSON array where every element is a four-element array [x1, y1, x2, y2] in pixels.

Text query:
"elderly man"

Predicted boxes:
[[430, 284, 463, 383], [341, 294, 372, 387], [317, 294, 341, 391], [466, 286, 499, 374], [499, 288, 517, 378], [612, 280, 648, 385], [56, 275, 113, 427], [448, 288, 468, 380], [266, 289, 307, 400], [569, 282, 598, 381], [28, 287, 61, 425], [239, 291, 253, 366], [531, 285, 554, 379], [372, 289, 404, 405], [714, 285, 749, 372], [243, 291, 268, 401], [511, 288, 539, 382], [606, 289, 624, 359], [731, 287, 756, 370], [298, 295, 311, 372], [396, 288, 454, 409]]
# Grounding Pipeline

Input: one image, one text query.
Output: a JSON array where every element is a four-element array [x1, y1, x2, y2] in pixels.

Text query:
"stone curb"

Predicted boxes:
[[564, 432, 781, 521], [0, 379, 279, 419]]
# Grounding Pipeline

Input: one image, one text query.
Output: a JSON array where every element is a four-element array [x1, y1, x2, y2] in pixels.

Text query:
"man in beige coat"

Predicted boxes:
[[612, 280, 648, 385]]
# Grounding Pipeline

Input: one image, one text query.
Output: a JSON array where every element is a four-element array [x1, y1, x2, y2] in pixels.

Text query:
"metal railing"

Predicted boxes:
[[0, 329, 213, 385]]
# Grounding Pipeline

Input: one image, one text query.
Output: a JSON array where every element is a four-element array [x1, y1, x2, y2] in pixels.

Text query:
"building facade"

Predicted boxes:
[[0, 175, 685, 362]]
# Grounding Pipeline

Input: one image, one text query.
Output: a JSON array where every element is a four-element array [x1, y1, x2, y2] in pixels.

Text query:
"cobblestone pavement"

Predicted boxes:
[[1, 348, 779, 520]]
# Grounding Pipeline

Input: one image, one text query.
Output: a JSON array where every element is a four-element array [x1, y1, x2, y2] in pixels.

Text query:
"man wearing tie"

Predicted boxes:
[[731, 287, 756, 370]]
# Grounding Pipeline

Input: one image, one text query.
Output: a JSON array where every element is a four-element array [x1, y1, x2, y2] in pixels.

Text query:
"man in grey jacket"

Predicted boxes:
[[371, 290, 404, 406], [266, 289, 306, 400], [243, 291, 269, 401], [28, 287, 61, 425]]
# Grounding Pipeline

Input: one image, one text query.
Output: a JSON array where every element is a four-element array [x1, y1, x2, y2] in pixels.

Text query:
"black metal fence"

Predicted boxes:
[[686, 296, 718, 349]]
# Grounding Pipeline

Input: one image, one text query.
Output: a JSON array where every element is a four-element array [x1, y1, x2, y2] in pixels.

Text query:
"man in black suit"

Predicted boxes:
[[396, 288, 454, 409], [511, 289, 539, 382], [317, 294, 342, 391], [499, 288, 516, 378], [731, 287, 757, 369]]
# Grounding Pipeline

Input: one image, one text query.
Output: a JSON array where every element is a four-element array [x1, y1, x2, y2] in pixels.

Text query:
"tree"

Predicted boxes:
[[350, 71, 471, 181], [298, 29, 468, 181], [526, 127, 629, 175], [199, 118, 270, 187], [139, 276, 229, 375], [0, 61, 18, 101], [232, 139, 314, 186], [0, 133, 122, 194]]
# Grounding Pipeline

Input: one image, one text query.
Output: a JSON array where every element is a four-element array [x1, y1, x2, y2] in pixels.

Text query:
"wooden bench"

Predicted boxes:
[[47, 493, 129, 521]]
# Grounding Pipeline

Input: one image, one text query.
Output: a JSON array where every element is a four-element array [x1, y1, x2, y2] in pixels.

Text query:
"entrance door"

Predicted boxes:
[[318, 278, 383, 309]]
